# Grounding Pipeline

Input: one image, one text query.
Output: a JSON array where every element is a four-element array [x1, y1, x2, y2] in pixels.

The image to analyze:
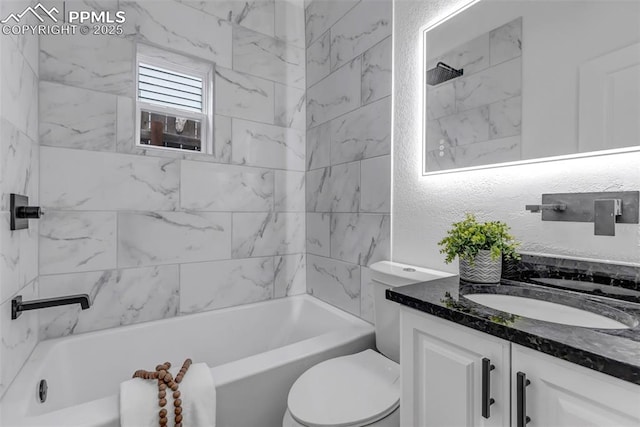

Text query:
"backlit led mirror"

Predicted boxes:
[[423, 0, 640, 174]]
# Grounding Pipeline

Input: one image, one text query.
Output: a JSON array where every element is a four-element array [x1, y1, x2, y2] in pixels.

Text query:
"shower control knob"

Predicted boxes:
[[10, 194, 43, 230], [16, 206, 44, 219]]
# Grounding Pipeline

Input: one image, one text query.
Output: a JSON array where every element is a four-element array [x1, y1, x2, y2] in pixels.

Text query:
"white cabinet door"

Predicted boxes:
[[512, 344, 640, 427], [400, 307, 510, 427]]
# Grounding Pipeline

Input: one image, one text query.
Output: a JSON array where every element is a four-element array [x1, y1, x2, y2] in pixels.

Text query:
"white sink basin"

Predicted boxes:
[[464, 293, 631, 329]]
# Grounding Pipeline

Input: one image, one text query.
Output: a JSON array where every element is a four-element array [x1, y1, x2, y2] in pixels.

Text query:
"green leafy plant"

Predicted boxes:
[[438, 213, 520, 265]]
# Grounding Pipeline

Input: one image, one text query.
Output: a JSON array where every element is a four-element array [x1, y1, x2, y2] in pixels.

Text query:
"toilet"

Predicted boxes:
[[283, 261, 453, 427]]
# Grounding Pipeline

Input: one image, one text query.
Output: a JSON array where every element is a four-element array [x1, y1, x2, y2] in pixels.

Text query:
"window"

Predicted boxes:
[[136, 45, 214, 154]]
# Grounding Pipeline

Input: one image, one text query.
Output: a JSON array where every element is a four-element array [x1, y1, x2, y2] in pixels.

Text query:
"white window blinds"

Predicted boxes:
[[138, 63, 203, 113]]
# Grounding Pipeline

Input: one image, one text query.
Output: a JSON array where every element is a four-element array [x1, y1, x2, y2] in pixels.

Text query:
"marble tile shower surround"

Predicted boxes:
[[0, 0, 39, 397], [305, 0, 392, 322], [425, 17, 522, 172], [0, 0, 391, 402], [37, 0, 308, 341]]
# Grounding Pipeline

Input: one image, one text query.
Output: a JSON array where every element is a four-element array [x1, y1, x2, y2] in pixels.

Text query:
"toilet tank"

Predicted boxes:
[[370, 261, 454, 363]]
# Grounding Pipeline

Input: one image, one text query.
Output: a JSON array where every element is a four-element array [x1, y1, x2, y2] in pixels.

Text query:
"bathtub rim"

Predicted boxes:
[[34, 293, 370, 349], [1, 294, 374, 426]]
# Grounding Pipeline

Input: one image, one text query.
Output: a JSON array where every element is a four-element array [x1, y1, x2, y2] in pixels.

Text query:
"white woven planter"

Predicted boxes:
[[459, 250, 502, 283]]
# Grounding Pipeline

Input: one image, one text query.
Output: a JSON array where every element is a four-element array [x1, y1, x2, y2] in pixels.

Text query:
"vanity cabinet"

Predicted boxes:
[[400, 307, 640, 427], [400, 308, 511, 427]]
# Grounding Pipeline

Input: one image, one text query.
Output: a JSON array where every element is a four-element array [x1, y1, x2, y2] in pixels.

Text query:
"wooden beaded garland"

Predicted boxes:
[[131, 358, 192, 427]]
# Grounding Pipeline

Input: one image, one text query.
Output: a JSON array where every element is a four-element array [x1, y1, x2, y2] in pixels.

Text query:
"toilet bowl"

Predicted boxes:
[[283, 261, 453, 427]]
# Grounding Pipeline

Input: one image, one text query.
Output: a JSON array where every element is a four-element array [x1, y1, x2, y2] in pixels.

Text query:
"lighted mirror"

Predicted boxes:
[[423, 0, 640, 174]]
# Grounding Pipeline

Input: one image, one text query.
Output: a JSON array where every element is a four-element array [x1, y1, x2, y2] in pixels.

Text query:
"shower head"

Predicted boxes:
[[427, 62, 463, 86]]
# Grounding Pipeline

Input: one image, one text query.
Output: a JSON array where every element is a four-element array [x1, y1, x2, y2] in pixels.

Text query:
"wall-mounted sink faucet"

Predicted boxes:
[[526, 191, 639, 236], [11, 294, 91, 320]]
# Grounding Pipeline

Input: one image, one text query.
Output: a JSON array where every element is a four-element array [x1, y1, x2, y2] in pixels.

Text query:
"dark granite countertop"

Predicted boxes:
[[386, 255, 640, 385]]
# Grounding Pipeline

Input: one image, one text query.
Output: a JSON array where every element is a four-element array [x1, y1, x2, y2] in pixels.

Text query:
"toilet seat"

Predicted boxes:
[[287, 350, 400, 427]]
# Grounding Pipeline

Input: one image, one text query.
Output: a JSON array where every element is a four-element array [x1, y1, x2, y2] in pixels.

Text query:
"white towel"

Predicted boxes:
[[120, 363, 216, 427]]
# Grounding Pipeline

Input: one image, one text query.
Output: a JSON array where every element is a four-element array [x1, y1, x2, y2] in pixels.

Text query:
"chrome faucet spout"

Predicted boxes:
[[11, 294, 91, 320]]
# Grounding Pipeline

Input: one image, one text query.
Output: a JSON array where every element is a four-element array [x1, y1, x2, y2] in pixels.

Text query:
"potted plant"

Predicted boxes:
[[438, 213, 520, 283]]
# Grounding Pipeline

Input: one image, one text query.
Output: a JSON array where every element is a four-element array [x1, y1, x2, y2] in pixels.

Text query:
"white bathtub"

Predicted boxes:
[[2, 295, 374, 427]]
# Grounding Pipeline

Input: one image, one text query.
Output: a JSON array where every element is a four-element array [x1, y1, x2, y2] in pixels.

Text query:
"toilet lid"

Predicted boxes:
[[288, 349, 400, 427]]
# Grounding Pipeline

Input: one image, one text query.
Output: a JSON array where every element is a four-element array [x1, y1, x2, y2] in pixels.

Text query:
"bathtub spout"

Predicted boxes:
[[11, 294, 91, 319]]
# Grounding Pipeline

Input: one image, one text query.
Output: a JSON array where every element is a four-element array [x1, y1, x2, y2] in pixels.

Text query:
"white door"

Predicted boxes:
[[578, 42, 640, 152], [400, 307, 510, 427], [512, 344, 640, 427]]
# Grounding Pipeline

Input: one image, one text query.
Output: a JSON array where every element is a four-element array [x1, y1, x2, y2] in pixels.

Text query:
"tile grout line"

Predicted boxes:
[[306, 94, 391, 134]]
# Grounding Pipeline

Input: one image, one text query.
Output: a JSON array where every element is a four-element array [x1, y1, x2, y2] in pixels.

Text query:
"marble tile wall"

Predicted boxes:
[[0, 0, 40, 397], [37, 0, 306, 340], [425, 17, 522, 172], [305, 0, 392, 323]]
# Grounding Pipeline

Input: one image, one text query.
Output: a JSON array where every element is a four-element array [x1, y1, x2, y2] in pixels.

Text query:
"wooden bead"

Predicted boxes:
[[175, 407, 182, 415], [158, 370, 166, 380], [156, 365, 165, 371], [159, 409, 167, 417], [173, 391, 180, 399], [159, 417, 167, 425], [175, 423, 182, 427], [175, 414, 183, 423], [158, 391, 166, 399], [164, 362, 171, 369], [159, 383, 167, 391], [174, 398, 182, 407], [159, 398, 167, 407], [171, 383, 179, 391]]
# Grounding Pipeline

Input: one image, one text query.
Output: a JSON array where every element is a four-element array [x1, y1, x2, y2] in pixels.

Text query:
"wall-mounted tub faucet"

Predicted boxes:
[[12, 294, 91, 320]]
